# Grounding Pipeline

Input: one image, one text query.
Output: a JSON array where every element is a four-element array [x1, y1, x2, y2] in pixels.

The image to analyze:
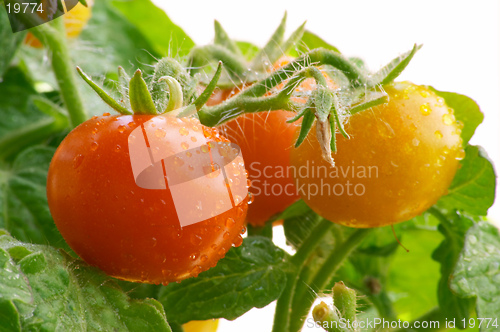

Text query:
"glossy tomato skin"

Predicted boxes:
[[47, 115, 247, 284], [291, 82, 463, 228]]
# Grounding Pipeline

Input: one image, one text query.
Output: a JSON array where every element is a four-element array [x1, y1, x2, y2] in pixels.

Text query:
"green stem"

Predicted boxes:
[[289, 228, 374, 332], [198, 94, 296, 127], [30, 17, 87, 127], [272, 219, 334, 332]]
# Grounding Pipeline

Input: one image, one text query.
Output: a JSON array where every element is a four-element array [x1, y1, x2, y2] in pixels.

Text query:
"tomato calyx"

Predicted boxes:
[[76, 59, 223, 117]]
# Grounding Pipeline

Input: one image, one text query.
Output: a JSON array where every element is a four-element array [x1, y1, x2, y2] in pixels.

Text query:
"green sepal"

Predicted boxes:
[[331, 96, 349, 139], [188, 45, 248, 83], [295, 107, 315, 148], [250, 12, 287, 71], [278, 21, 307, 59], [332, 281, 357, 323], [78, 0, 88, 7], [76, 67, 132, 115], [194, 61, 223, 111], [129, 69, 158, 115], [313, 86, 333, 123], [287, 107, 309, 123], [214, 20, 242, 56], [348, 91, 388, 115], [117, 66, 131, 109], [368, 44, 421, 87], [328, 114, 337, 152]]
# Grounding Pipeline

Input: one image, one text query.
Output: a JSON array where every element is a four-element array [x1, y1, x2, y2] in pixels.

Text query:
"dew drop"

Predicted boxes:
[[434, 130, 443, 139], [211, 244, 218, 251], [190, 265, 203, 277], [240, 226, 247, 235], [420, 103, 432, 116], [248, 192, 255, 204], [189, 252, 200, 261], [102, 112, 110, 116], [128, 121, 136, 127], [226, 217, 236, 228], [186, 151, 192, 157], [200, 254, 208, 262], [90, 142, 98, 151], [412, 138, 420, 147], [155, 129, 166, 138], [233, 235, 243, 247], [455, 149, 466, 161], [218, 248, 226, 256], [190, 234, 203, 246], [118, 125, 126, 133], [419, 90, 429, 98], [174, 156, 185, 167], [179, 127, 189, 136], [115, 144, 121, 152], [181, 142, 189, 150], [190, 136, 197, 142], [200, 145, 209, 153], [223, 232, 230, 239], [234, 195, 242, 204], [247, 179, 252, 188], [73, 154, 84, 169], [442, 113, 455, 125]]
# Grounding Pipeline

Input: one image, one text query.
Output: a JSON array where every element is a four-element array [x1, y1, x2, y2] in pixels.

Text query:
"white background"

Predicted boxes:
[[152, 1, 499, 331]]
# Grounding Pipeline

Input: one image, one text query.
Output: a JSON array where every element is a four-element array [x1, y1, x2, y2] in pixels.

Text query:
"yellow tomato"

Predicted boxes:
[[291, 82, 464, 228], [182, 319, 219, 332]]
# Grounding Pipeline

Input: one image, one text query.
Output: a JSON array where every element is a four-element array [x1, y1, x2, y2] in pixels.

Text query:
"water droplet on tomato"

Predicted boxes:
[[190, 234, 203, 246], [128, 121, 136, 127], [190, 265, 203, 277], [118, 125, 126, 133], [434, 130, 443, 139], [174, 156, 185, 167], [179, 127, 189, 136], [233, 235, 243, 247], [248, 192, 255, 204], [234, 195, 242, 204], [115, 144, 121, 152], [223, 232, 230, 239], [90, 142, 98, 151], [73, 154, 84, 169], [200, 254, 208, 262], [155, 129, 166, 138], [186, 151, 192, 157], [240, 226, 247, 235], [442, 113, 455, 125], [189, 252, 200, 260], [226, 218, 236, 228], [181, 142, 189, 150], [211, 244, 218, 250], [218, 248, 226, 256], [102, 112, 110, 116], [412, 138, 420, 147], [419, 103, 432, 115]]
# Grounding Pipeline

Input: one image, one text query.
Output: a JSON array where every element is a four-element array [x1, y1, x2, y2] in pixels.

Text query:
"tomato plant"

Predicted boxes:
[[0, 4, 497, 332], [291, 82, 464, 227]]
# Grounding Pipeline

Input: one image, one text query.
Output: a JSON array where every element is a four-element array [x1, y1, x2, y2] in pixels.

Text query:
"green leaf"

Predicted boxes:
[[450, 222, 500, 327], [289, 30, 340, 57], [158, 237, 287, 324], [431, 210, 474, 325], [111, 0, 195, 58], [0, 146, 70, 249], [129, 70, 157, 115], [428, 87, 484, 145], [0, 231, 171, 331], [0, 67, 68, 161], [0, 9, 26, 78], [368, 44, 421, 87], [437, 145, 496, 216], [214, 20, 242, 56]]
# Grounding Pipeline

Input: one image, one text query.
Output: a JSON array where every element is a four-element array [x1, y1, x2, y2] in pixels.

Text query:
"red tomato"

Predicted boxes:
[[47, 114, 247, 284]]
